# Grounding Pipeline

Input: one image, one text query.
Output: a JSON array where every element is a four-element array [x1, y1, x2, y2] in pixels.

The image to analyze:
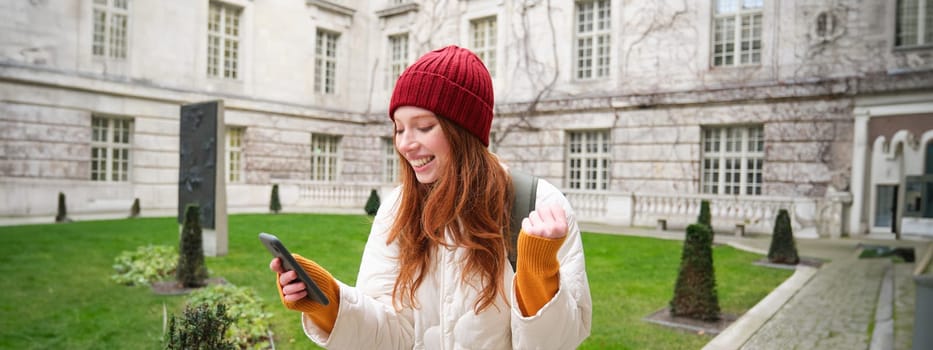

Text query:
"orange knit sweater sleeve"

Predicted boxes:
[[514, 231, 566, 317], [276, 254, 340, 333]]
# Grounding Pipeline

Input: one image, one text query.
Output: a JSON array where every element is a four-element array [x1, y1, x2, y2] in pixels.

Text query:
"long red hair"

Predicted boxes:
[[388, 117, 514, 313]]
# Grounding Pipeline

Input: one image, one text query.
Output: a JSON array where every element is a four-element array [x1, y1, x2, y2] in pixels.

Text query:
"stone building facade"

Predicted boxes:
[[1, 0, 931, 238]]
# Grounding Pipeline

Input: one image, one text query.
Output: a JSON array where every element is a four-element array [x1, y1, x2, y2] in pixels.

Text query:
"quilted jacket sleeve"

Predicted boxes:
[[510, 179, 593, 349], [301, 187, 416, 349]]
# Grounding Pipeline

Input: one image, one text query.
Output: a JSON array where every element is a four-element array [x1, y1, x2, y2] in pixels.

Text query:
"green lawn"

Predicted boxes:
[[0, 214, 791, 349]]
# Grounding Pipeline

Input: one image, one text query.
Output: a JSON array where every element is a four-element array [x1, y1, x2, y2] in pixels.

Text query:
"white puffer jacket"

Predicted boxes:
[[300, 178, 592, 349]]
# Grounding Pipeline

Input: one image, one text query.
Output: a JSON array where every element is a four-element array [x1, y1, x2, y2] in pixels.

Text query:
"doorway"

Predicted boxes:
[[875, 185, 898, 233]]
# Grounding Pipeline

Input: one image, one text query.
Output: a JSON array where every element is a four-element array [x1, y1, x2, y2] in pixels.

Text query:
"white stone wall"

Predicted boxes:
[[492, 98, 855, 198], [1, 0, 932, 234]]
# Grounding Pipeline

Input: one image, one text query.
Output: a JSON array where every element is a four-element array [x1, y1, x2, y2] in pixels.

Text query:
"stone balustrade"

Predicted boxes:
[[632, 193, 798, 235], [278, 181, 385, 212], [269, 184, 838, 238], [565, 190, 832, 237]]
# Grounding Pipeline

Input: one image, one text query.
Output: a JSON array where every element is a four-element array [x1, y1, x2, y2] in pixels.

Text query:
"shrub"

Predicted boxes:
[[670, 223, 720, 321], [187, 284, 274, 349], [768, 209, 800, 265], [164, 303, 236, 350], [55, 192, 70, 223], [130, 198, 141, 218], [697, 200, 711, 231], [111, 245, 178, 286], [269, 184, 281, 214], [364, 189, 380, 216], [177, 204, 208, 288]]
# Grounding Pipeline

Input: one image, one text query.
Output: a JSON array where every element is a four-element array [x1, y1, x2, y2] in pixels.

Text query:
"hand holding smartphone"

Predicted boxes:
[[259, 232, 330, 305]]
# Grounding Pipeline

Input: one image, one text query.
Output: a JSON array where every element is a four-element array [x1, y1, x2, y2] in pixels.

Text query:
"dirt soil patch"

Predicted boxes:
[[643, 307, 738, 336], [151, 277, 229, 295], [753, 257, 823, 270]]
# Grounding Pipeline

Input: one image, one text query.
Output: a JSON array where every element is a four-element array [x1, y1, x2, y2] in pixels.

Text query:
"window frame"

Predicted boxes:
[[895, 0, 933, 48], [207, 1, 242, 79], [90, 115, 133, 182], [469, 16, 497, 78], [226, 127, 245, 183], [573, 0, 612, 80], [382, 137, 399, 184], [700, 125, 764, 196], [711, 0, 763, 67], [565, 129, 611, 191], [310, 133, 341, 182], [315, 28, 340, 94], [387, 33, 409, 90], [92, 0, 129, 60]]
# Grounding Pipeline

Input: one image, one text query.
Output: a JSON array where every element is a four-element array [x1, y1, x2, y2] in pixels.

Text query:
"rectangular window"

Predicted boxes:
[[574, 0, 611, 80], [896, 0, 933, 47], [315, 29, 339, 94], [226, 127, 244, 183], [92, 0, 129, 59], [712, 0, 762, 67], [207, 2, 241, 79], [566, 130, 611, 191], [387, 33, 409, 89], [383, 137, 398, 184], [904, 174, 933, 219], [701, 125, 764, 195], [91, 116, 132, 182], [470, 16, 497, 78], [488, 131, 498, 153], [310, 133, 340, 182]]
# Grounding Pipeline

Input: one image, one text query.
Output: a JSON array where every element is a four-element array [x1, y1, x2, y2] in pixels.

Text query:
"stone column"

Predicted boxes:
[[820, 189, 853, 239], [606, 193, 633, 227], [848, 111, 870, 236], [793, 197, 819, 238]]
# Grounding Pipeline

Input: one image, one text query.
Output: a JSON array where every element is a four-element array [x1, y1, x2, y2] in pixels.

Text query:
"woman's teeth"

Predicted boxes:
[[410, 156, 434, 167]]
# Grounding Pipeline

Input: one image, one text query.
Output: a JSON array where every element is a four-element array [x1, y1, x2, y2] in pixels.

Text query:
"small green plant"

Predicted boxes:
[[130, 198, 141, 218], [187, 284, 274, 349], [364, 189, 380, 216], [164, 303, 236, 350], [55, 192, 70, 223], [269, 184, 281, 214], [768, 209, 800, 265], [670, 223, 720, 321], [697, 200, 711, 231], [111, 245, 178, 286], [177, 204, 208, 288]]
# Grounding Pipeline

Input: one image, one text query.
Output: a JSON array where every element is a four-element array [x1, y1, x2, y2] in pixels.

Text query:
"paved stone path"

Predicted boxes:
[[894, 264, 916, 350], [740, 255, 889, 350]]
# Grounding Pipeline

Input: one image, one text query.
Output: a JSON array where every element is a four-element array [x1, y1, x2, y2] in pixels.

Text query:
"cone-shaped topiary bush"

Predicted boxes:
[[177, 204, 208, 288], [269, 184, 281, 214], [670, 223, 721, 321], [130, 198, 141, 218], [164, 303, 235, 350], [697, 200, 712, 231], [55, 192, 70, 223], [364, 189, 380, 216], [768, 209, 800, 265]]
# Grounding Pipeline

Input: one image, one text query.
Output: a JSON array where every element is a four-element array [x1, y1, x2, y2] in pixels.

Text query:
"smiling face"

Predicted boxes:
[[393, 106, 452, 184]]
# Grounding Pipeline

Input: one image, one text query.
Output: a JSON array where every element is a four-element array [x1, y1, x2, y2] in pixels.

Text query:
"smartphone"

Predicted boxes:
[[259, 232, 330, 305]]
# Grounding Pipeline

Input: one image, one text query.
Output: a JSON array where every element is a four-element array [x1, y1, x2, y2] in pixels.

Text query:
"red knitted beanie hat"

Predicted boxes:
[[389, 45, 494, 146]]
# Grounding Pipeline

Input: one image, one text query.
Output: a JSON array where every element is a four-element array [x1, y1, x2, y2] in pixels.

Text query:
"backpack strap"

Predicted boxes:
[[509, 170, 538, 272]]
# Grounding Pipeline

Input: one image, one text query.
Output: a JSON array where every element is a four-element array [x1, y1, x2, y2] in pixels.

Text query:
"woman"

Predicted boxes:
[[270, 45, 591, 349]]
